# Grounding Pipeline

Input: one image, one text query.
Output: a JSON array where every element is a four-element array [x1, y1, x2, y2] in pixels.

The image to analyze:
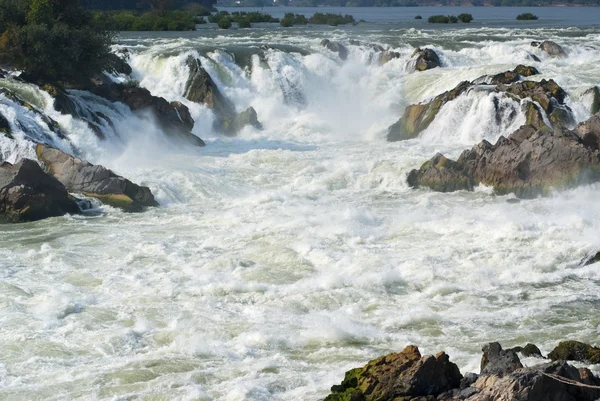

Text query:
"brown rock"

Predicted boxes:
[[0, 159, 80, 223], [36, 144, 158, 212]]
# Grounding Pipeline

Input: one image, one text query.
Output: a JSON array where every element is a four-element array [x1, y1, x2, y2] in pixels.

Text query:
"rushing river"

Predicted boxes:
[[1, 8, 600, 400]]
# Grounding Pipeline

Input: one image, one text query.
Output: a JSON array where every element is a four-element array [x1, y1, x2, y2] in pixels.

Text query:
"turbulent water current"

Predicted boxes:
[[1, 13, 600, 400]]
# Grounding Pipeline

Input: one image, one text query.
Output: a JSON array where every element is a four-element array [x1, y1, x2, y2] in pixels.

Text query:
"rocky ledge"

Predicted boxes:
[[324, 341, 600, 401], [387, 65, 572, 142], [0, 159, 80, 223], [36, 144, 158, 212], [407, 112, 600, 198], [0, 145, 158, 223]]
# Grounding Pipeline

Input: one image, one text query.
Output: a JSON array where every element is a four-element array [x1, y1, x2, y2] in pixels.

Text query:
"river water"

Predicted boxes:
[[1, 8, 600, 401]]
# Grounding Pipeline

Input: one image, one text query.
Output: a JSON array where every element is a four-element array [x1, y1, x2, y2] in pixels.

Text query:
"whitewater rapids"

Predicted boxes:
[[1, 24, 600, 400]]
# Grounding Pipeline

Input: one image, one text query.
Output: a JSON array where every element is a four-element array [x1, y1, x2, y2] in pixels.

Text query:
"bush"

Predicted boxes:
[[415, 15, 422, 19], [217, 16, 232, 29], [280, 13, 307, 27], [309, 13, 355, 26], [208, 11, 229, 23], [0, 0, 112, 84], [91, 10, 196, 31], [237, 17, 251, 28], [516, 13, 538, 20], [457, 13, 473, 23], [428, 15, 458, 23]]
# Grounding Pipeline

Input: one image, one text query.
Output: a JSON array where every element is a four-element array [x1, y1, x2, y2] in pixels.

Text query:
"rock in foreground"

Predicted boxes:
[[0, 159, 80, 223], [324, 345, 462, 401], [324, 342, 600, 401], [407, 113, 600, 198], [36, 144, 158, 212]]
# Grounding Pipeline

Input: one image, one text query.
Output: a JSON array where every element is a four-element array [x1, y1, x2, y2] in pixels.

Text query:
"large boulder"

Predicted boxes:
[[0, 159, 80, 223], [548, 341, 600, 364], [106, 53, 133, 76], [36, 144, 158, 212], [320, 39, 348, 60], [324, 345, 462, 401], [184, 56, 235, 119], [507, 343, 543, 358], [407, 116, 600, 198], [184, 56, 262, 136], [480, 343, 523, 376], [536, 40, 568, 58], [116, 85, 205, 146], [409, 48, 441, 72], [387, 73, 570, 142]]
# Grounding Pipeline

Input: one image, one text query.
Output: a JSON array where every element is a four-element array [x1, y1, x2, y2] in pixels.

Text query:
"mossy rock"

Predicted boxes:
[[548, 341, 600, 364], [513, 65, 540, 77], [324, 345, 461, 401]]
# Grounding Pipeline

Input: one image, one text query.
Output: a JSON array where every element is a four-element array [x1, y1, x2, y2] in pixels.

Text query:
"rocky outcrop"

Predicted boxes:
[[387, 81, 471, 142], [324, 342, 600, 401], [116, 85, 205, 146], [184, 56, 262, 136], [324, 345, 462, 401], [36, 144, 158, 212], [409, 48, 441, 72], [533, 40, 567, 58], [320, 39, 349, 60], [480, 343, 523, 376], [387, 71, 571, 142], [407, 113, 600, 198], [0, 159, 80, 223], [548, 341, 600, 364]]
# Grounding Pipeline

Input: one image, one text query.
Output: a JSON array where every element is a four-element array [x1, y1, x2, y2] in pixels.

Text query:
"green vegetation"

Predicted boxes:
[[230, 11, 279, 23], [428, 15, 458, 23], [92, 10, 196, 31], [0, 0, 112, 84], [415, 15, 422, 19], [217, 16, 232, 29], [280, 13, 308, 27], [309, 13, 356, 26], [457, 13, 473, 23], [237, 16, 251, 28], [516, 13, 538, 20], [81, 0, 216, 11]]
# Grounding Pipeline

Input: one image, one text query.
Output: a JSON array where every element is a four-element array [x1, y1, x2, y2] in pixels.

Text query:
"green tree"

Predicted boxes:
[[0, 0, 112, 84]]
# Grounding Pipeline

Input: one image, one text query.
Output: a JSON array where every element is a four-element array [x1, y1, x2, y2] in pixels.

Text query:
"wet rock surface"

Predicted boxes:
[[0, 159, 80, 223], [407, 114, 600, 198], [410, 48, 441, 72], [36, 144, 158, 212]]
